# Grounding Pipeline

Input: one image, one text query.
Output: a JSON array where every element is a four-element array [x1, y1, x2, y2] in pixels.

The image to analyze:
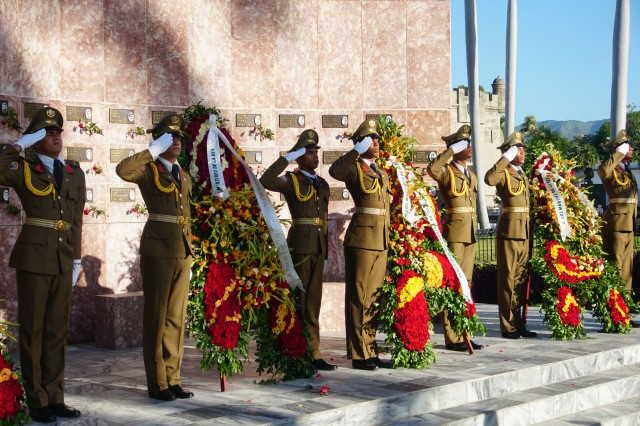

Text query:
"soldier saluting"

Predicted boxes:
[[0, 107, 84, 422], [427, 125, 483, 352], [484, 132, 537, 339], [598, 129, 639, 328], [116, 114, 195, 400], [260, 129, 336, 371], [329, 119, 391, 370]]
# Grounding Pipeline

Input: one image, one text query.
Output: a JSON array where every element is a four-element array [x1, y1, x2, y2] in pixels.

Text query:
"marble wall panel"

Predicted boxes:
[[188, 0, 232, 107], [407, 0, 450, 109], [105, 222, 145, 294], [147, 0, 189, 106], [60, 0, 105, 101], [362, 1, 407, 108], [0, 1, 22, 96], [274, 0, 319, 109], [405, 109, 449, 146], [318, 1, 363, 109], [0, 226, 20, 324], [104, 0, 148, 104]]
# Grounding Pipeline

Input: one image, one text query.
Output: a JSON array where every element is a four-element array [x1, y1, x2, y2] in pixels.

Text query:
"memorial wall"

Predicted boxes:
[[0, 0, 451, 343]]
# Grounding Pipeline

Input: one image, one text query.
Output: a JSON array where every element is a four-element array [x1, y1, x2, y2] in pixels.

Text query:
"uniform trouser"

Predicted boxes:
[[344, 247, 387, 360], [293, 253, 325, 360], [441, 242, 476, 345], [16, 269, 72, 409], [141, 255, 192, 392], [604, 229, 634, 292], [496, 238, 529, 334]]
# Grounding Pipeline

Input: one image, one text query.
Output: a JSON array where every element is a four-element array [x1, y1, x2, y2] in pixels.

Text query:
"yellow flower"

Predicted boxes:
[[422, 252, 443, 288], [398, 276, 424, 309]]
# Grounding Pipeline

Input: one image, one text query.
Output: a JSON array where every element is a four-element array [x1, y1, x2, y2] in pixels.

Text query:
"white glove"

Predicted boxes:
[[148, 133, 173, 159], [72, 260, 82, 287], [450, 140, 469, 154], [616, 143, 630, 155], [354, 136, 373, 154], [15, 129, 46, 150], [502, 145, 518, 162], [285, 147, 306, 162]]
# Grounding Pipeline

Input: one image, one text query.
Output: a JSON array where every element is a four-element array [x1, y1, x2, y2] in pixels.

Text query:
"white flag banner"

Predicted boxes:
[[539, 170, 571, 241], [206, 115, 229, 199]]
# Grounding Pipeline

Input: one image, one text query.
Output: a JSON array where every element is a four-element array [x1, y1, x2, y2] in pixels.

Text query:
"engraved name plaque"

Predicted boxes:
[[66, 106, 92, 122], [322, 115, 349, 128], [330, 187, 350, 201], [110, 187, 136, 202], [0, 187, 9, 203], [151, 110, 176, 125], [109, 109, 135, 124], [365, 113, 392, 123], [244, 151, 262, 164], [66, 147, 93, 162], [0, 100, 8, 116], [412, 150, 438, 163], [279, 114, 305, 128], [322, 150, 347, 165], [24, 102, 48, 119], [110, 148, 135, 163], [236, 114, 261, 127], [86, 188, 94, 202]]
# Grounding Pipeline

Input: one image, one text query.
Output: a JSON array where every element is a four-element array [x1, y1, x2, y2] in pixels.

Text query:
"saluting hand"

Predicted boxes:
[[616, 143, 630, 156], [285, 147, 306, 162], [502, 146, 518, 162], [148, 133, 173, 159], [354, 136, 373, 154], [13, 128, 46, 152], [450, 140, 469, 154]]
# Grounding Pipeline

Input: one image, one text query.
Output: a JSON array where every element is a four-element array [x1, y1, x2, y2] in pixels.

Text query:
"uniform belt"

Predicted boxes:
[[355, 207, 386, 216], [609, 198, 637, 204], [448, 207, 475, 214], [148, 213, 187, 225], [25, 217, 72, 231], [292, 217, 325, 226], [502, 207, 529, 213]]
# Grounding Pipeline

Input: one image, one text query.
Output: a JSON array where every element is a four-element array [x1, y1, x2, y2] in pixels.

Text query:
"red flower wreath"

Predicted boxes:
[[0, 354, 24, 420], [394, 270, 430, 352], [607, 289, 630, 326], [555, 286, 581, 327], [204, 262, 242, 349], [269, 282, 308, 359]]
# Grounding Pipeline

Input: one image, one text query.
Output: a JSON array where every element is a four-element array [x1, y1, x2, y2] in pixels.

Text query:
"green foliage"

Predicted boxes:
[[182, 101, 227, 128]]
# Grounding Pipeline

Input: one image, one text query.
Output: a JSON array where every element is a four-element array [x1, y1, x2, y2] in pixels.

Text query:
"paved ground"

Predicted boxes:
[[19, 304, 640, 425]]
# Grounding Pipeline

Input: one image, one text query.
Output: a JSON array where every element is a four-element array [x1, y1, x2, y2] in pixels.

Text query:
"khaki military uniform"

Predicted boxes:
[[427, 148, 477, 345], [260, 156, 329, 359], [0, 144, 85, 409], [598, 151, 637, 291], [116, 150, 193, 393], [329, 150, 390, 360], [485, 157, 530, 333]]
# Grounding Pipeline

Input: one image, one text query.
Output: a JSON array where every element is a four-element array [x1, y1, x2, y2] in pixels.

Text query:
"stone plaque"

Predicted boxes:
[[236, 114, 261, 127], [279, 114, 305, 128], [244, 151, 262, 164], [412, 150, 438, 163], [109, 109, 135, 124], [152, 110, 176, 125], [110, 187, 136, 202], [24, 102, 48, 119], [330, 187, 350, 201], [322, 114, 349, 128], [0, 187, 9, 203], [0, 100, 8, 116], [110, 148, 135, 163], [66, 106, 92, 122], [322, 150, 347, 164], [365, 113, 392, 123], [86, 188, 94, 202], [66, 147, 93, 162]]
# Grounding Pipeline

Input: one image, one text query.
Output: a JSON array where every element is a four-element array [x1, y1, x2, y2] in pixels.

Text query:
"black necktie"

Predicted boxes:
[[171, 164, 182, 190], [370, 163, 381, 178], [53, 159, 64, 190]]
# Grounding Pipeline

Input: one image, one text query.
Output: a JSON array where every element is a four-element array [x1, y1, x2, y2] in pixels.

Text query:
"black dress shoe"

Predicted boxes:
[[169, 385, 194, 399], [502, 330, 521, 339], [631, 320, 640, 328], [445, 342, 467, 352], [149, 389, 176, 401], [312, 359, 337, 371], [519, 329, 537, 338], [470, 340, 484, 350], [49, 403, 81, 418], [30, 407, 56, 423], [370, 357, 393, 369], [352, 359, 377, 370]]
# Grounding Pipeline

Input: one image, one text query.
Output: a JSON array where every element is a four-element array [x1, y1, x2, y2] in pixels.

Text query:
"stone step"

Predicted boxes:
[[414, 364, 640, 425], [535, 396, 640, 426], [280, 342, 640, 426]]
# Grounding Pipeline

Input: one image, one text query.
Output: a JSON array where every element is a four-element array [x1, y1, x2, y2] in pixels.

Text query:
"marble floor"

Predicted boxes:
[[23, 305, 640, 425]]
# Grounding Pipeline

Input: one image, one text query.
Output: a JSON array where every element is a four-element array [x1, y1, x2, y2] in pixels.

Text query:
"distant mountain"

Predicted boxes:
[[535, 119, 608, 139]]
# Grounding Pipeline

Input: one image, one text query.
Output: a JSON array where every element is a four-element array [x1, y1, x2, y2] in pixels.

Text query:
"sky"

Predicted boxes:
[[451, 0, 640, 124]]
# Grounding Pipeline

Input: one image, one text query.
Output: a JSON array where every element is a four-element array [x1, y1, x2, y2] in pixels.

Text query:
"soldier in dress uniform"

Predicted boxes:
[[598, 129, 639, 328], [484, 132, 537, 339], [427, 125, 483, 351], [116, 114, 196, 400], [260, 129, 337, 371], [329, 119, 392, 370], [0, 107, 84, 422]]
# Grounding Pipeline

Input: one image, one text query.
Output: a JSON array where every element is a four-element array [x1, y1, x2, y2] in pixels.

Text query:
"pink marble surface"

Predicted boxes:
[[318, 1, 363, 109], [0, 226, 20, 324], [407, 0, 451, 109], [318, 282, 346, 338], [362, 1, 407, 108], [405, 109, 450, 146], [60, 0, 105, 101], [0, 2, 21, 96]]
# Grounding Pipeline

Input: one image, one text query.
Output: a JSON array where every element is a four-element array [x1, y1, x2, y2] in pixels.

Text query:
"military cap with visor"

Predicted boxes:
[[498, 131, 525, 152], [604, 129, 630, 151], [23, 107, 64, 135], [441, 124, 472, 147], [147, 114, 187, 140], [351, 119, 380, 143], [289, 129, 320, 152]]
